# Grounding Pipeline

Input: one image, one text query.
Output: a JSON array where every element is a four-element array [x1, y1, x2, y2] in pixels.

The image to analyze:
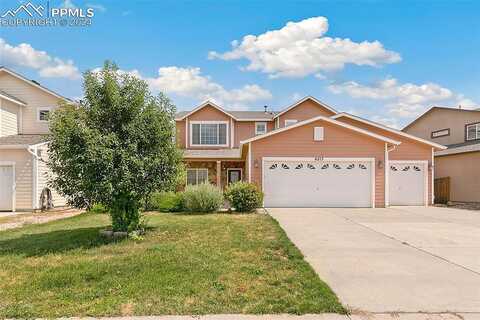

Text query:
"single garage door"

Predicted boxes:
[[389, 161, 427, 206], [0, 165, 14, 211], [263, 158, 374, 208]]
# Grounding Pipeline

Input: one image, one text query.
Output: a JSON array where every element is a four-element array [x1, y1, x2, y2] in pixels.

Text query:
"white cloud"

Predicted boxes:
[[94, 66, 272, 109], [0, 38, 80, 79], [86, 3, 106, 12], [328, 78, 477, 118], [209, 16, 401, 78], [147, 67, 272, 108]]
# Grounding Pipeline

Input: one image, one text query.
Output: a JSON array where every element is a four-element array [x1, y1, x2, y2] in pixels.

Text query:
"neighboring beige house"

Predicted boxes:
[[0, 67, 68, 211], [176, 97, 446, 208], [403, 106, 480, 203]]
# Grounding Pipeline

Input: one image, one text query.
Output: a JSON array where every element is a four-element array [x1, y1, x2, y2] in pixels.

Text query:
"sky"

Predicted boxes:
[[1, 0, 479, 128]]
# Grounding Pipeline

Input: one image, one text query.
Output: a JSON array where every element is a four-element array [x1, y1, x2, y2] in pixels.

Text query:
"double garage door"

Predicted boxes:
[[263, 158, 427, 208]]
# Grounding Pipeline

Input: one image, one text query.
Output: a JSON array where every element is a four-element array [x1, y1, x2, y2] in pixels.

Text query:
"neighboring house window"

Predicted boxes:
[[285, 119, 298, 127], [186, 168, 208, 185], [431, 128, 450, 139], [466, 123, 480, 141], [190, 122, 228, 146], [37, 107, 52, 122], [255, 122, 267, 135]]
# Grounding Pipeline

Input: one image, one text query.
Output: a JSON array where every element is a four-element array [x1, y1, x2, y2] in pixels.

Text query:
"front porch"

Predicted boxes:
[[185, 160, 245, 189]]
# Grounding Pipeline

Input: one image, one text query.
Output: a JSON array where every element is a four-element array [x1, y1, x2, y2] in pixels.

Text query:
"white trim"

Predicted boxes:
[[0, 92, 27, 106], [227, 168, 243, 184], [384, 143, 389, 207], [262, 157, 376, 208], [0, 161, 16, 212], [248, 142, 252, 182], [390, 160, 429, 207], [235, 118, 274, 122], [273, 96, 338, 119], [255, 122, 267, 135], [284, 119, 298, 127], [230, 118, 234, 147], [0, 67, 71, 102], [176, 100, 237, 121], [189, 121, 229, 147], [466, 123, 480, 141], [186, 168, 209, 185], [185, 117, 188, 148], [331, 113, 447, 150], [27, 146, 39, 209], [431, 147, 435, 205], [19, 107, 23, 133], [36, 106, 52, 122], [240, 115, 402, 145], [275, 117, 279, 129]]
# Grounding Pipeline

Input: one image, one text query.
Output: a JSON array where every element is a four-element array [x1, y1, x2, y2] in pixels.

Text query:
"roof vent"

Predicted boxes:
[[264, 105, 268, 113], [31, 80, 41, 86]]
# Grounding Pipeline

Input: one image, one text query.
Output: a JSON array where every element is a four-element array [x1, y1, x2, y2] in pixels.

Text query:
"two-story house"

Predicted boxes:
[[0, 67, 67, 211], [176, 97, 446, 208], [403, 106, 480, 203]]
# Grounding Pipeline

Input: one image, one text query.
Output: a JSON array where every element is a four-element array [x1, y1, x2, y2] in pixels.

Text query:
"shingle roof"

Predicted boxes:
[[0, 90, 27, 105], [183, 148, 242, 159], [436, 141, 480, 156], [175, 110, 275, 120], [0, 134, 48, 146]]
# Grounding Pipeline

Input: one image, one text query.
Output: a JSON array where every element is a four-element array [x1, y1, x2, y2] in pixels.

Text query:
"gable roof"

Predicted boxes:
[[0, 89, 27, 106], [175, 100, 237, 121], [240, 115, 401, 145], [0, 66, 72, 102], [332, 112, 446, 150], [0, 134, 48, 149], [402, 106, 480, 131], [273, 96, 338, 119]]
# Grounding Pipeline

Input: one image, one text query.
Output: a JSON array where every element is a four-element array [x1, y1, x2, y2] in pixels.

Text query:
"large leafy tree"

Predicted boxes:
[[48, 61, 183, 231]]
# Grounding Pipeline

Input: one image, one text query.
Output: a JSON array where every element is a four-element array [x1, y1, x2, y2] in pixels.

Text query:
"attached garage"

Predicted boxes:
[[263, 157, 374, 207], [389, 160, 428, 206]]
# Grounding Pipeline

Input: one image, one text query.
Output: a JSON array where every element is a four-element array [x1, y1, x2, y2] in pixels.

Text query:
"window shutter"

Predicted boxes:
[[314, 127, 324, 141]]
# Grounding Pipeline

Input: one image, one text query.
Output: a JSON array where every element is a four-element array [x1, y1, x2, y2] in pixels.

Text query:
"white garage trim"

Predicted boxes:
[[431, 147, 435, 205], [390, 160, 428, 206], [0, 161, 16, 212], [262, 157, 376, 208]]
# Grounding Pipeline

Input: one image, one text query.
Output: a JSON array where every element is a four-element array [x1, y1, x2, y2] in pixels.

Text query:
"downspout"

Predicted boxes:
[[384, 143, 396, 207], [27, 145, 39, 210]]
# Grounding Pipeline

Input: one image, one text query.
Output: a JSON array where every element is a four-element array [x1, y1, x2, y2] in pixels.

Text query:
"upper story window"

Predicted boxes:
[[285, 119, 298, 127], [37, 107, 52, 122], [431, 128, 450, 139], [255, 122, 267, 135], [190, 121, 228, 146], [466, 122, 480, 141]]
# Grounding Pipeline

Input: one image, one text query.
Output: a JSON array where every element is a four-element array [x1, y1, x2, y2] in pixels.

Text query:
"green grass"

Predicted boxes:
[[0, 212, 344, 318]]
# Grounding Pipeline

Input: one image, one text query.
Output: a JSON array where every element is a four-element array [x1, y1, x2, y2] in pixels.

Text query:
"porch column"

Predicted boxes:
[[216, 161, 221, 188]]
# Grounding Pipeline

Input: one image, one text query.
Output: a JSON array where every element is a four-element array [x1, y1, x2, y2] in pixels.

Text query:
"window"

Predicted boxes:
[[255, 122, 267, 135], [190, 122, 228, 146], [314, 127, 324, 141], [37, 107, 52, 122], [186, 168, 208, 185], [466, 123, 480, 141], [431, 128, 450, 139], [285, 119, 298, 127]]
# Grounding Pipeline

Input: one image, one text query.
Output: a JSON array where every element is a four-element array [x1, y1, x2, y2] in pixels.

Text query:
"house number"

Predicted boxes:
[[314, 156, 324, 161]]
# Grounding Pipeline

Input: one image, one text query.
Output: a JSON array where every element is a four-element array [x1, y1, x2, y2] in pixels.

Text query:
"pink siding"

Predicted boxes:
[[234, 121, 275, 147], [277, 99, 336, 128], [338, 117, 434, 204], [250, 120, 386, 207], [176, 120, 186, 148]]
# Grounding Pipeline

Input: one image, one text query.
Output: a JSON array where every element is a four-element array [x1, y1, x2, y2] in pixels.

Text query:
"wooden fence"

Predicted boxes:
[[434, 177, 450, 204]]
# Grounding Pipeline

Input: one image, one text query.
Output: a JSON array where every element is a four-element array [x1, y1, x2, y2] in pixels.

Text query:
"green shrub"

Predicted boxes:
[[149, 191, 184, 212], [183, 183, 224, 213], [224, 181, 263, 212], [88, 203, 109, 214]]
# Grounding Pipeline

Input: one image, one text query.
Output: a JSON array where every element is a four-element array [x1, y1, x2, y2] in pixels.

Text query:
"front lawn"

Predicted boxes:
[[0, 212, 344, 317]]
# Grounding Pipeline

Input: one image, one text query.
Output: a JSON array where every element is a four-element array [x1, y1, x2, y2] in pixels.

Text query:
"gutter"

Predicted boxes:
[[27, 145, 39, 210]]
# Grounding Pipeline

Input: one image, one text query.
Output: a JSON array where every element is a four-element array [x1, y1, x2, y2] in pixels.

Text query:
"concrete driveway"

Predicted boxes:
[[268, 207, 480, 313]]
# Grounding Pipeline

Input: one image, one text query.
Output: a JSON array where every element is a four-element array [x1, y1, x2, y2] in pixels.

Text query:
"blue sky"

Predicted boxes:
[[1, 0, 479, 127]]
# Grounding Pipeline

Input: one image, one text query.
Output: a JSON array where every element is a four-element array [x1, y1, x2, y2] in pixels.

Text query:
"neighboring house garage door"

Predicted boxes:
[[0, 165, 14, 211], [389, 161, 427, 206], [263, 158, 374, 208]]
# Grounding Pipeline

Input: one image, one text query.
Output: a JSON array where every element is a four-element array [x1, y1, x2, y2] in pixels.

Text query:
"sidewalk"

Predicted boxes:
[[66, 313, 480, 320]]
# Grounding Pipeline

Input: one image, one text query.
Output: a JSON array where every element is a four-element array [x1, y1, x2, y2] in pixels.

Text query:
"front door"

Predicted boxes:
[[228, 169, 242, 184]]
